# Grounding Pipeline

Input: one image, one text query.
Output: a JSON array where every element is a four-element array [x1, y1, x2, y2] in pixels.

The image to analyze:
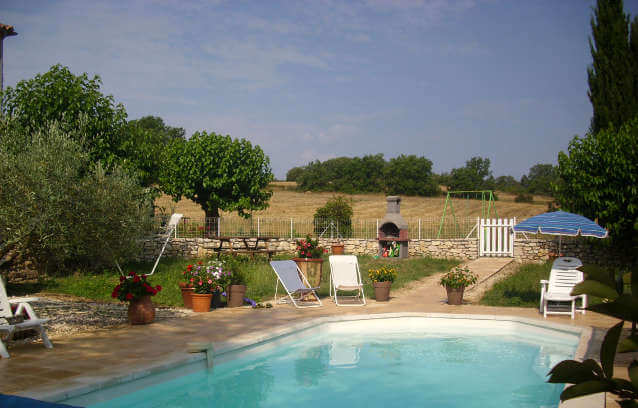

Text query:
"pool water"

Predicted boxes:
[[66, 318, 579, 408]]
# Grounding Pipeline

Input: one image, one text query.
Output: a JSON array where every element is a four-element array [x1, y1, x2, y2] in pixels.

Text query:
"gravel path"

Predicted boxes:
[[6, 295, 192, 343]]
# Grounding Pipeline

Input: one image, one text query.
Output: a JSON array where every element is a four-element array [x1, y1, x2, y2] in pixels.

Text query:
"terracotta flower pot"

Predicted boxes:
[[446, 286, 465, 305], [180, 287, 194, 309], [191, 293, 213, 312], [128, 295, 155, 324], [227, 285, 247, 308], [293, 258, 323, 288], [331, 244, 345, 255], [373, 281, 392, 301]]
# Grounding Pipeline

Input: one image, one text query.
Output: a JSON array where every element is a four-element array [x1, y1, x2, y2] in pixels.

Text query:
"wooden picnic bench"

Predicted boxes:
[[212, 236, 278, 260]]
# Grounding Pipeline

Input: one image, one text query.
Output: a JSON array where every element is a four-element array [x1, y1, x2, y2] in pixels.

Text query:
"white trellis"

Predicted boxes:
[[479, 218, 515, 257]]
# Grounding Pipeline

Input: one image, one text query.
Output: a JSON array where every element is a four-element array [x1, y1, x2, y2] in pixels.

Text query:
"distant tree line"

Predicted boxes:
[[287, 155, 559, 200], [287, 154, 439, 196]]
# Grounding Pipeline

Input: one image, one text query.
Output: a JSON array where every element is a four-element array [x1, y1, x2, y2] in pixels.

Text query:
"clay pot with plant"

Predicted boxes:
[[368, 266, 397, 302], [293, 234, 327, 288], [440, 266, 477, 305], [224, 259, 247, 308], [111, 272, 162, 324], [188, 260, 226, 312]]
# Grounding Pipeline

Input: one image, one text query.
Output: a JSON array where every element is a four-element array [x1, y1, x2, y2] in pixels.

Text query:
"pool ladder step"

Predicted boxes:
[[186, 342, 215, 369]]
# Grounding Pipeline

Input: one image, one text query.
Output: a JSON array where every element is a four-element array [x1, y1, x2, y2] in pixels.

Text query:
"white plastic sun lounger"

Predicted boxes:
[[540, 268, 587, 319], [328, 255, 366, 306], [0, 277, 52, 358], [117, 213, 183, 277], [270, 260, 322, 308]]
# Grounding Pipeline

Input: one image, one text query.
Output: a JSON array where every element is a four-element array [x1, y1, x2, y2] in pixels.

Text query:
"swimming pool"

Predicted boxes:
[[57, 315, 584, 408]]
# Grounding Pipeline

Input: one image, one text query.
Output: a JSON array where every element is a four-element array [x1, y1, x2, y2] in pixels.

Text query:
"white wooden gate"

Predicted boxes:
[[479, 218, 515, 257]]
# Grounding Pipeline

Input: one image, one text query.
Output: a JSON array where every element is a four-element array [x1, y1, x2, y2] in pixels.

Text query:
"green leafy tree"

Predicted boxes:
[[556, 117, 638, 262], [0, 121, 152, 274], [384, 154, 440, 196], [160, 131, 273, 219], [588, 0, 636, 133], [520, 164, 558, 196], [494, 175, 522, 193], [548, 270, 638, 406], [286, 166, 306, 182], [447, 157, 495, 192], [313, 196, 354, 238], [296, 155, 385, 194], [1, 64, 128, 167], [121, 116, 186, 186]]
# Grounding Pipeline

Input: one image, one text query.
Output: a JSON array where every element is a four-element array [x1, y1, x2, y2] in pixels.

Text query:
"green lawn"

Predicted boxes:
[[8, 254, 459, 307], [480, 261, 617, 307]]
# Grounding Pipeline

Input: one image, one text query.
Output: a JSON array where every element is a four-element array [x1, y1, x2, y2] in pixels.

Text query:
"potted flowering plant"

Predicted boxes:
[[293, 234, 326, 288], [440, 266, 477, 305], [190, 260, 226, 312], [368, 266, 397, 301], [179, 262, 201, 309], [111, 272, 162, 324]]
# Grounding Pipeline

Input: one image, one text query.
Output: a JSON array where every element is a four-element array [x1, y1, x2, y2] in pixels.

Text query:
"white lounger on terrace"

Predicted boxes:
[[117, 213, 183, 278], [329, 255, 366, 306], [270, 260, 322, 308], [540, 268, 587, 319], [0, 278, 52, 358]]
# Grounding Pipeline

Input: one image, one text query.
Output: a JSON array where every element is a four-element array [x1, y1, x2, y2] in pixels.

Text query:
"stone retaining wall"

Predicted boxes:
[[139, 237, 481, 261], [141, 235, 623, 266]]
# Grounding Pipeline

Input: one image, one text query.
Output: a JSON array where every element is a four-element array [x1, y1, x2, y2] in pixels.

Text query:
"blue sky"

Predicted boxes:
[[3, 0, 638, 180]]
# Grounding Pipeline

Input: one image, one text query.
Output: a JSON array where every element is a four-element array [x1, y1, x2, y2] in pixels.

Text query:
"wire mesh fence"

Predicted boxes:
[[154, 216, 480, 240]]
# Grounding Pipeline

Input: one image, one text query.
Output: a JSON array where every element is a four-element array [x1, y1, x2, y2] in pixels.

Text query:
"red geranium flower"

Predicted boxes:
[[126, 293, 133, 300], [156, 285, 162, 291], [133, 275, 141, 283]]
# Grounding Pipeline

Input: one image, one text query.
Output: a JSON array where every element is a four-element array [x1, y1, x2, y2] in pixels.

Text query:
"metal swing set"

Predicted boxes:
[[437, 191, 498, 238]]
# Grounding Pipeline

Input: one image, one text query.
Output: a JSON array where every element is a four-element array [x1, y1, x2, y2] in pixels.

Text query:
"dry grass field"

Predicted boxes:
[[155, 181, 551, 221]]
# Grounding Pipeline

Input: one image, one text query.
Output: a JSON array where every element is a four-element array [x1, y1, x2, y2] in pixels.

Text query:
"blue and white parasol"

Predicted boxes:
[[513, 210, 608, 253]]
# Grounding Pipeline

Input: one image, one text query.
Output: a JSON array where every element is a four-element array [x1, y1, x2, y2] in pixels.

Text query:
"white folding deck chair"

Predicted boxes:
[[328, 255, 366, 306], [0, 278, 52, 358], [116, 213, 183, 277], [270, 261, 322, 308], [540, 268, 587, 319]]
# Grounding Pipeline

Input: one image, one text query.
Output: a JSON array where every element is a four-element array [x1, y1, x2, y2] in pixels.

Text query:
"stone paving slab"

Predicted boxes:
[[0, 259, 629, 407]]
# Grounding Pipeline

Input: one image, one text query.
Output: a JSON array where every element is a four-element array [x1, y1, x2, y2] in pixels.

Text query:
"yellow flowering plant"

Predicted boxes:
[[439, 266, 477, 289], [368, 266, 397, 283]]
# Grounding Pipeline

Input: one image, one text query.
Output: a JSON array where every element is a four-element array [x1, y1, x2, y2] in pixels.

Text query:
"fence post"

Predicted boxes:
[[257, 217, 260, 237], [376, 218, 379, 239], [218, 217, 221, 237], [418, 218, 421, 240], [290, 218, 293, 239]]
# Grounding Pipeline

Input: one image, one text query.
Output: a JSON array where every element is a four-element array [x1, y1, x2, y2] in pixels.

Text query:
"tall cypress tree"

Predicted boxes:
[[588, 0, 634, 133], [630, 16, 638, 116]]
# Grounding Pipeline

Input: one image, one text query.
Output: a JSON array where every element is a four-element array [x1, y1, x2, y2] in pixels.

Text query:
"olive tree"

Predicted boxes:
[[160, 131, 273, 218], [0, 121, 153, 274]]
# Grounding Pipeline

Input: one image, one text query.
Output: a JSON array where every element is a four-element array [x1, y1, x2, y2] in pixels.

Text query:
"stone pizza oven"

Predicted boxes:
[[378, 196, 408, 258]]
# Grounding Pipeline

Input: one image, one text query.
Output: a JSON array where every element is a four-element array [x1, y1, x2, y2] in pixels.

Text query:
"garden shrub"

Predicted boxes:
[[514, 192, 534, 203], [313, 196, 353, 238], [0, 121, 153, 276]]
